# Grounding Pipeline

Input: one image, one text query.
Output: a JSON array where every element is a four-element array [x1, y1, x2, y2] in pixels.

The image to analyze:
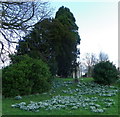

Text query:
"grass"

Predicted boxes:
[[2, 77, 119, 115]]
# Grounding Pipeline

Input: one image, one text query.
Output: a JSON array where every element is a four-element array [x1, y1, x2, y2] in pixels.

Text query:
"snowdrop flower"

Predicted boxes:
[[14, 95, 22, 100], [11, 104, 17, 108], [90, 106, 96, 110], [71, 106, 78, 110], [95, 104, 101, 108]]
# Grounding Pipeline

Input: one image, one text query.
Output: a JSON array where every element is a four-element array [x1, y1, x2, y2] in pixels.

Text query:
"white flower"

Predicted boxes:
[[71, 106, 78, 110], [11, 104, 16, 108], [43, 103, 49, 107], [14, 95, 22, 100]]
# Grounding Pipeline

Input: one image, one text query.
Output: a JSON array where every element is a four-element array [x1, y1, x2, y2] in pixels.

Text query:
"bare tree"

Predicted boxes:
[[82, 53, 98, 77], [98, 51, 109, 62], [0, 1, 53, 67]]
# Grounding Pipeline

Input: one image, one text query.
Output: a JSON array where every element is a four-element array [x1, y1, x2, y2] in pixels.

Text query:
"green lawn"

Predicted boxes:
[[2, 77, 119, 115]]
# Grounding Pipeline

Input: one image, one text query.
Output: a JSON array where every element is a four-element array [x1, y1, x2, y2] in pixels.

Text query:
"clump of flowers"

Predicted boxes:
[[14, 95, 22, 100]]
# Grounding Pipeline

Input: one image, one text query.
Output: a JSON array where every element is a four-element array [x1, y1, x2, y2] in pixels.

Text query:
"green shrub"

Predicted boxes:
[[92, 61, 118, 85], [2, 55, 52, 97]]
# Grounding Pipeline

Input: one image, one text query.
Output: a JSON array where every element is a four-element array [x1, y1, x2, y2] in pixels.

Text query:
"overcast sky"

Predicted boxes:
[[0, 0, 118, 68], [50, 1, 118, 67]]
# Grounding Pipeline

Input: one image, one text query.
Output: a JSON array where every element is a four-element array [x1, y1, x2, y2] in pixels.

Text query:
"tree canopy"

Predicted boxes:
[[15, 6, 81, 77]]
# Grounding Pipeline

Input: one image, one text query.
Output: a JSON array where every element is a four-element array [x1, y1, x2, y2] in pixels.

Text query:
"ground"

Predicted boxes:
[[2, 77, 119, 115]]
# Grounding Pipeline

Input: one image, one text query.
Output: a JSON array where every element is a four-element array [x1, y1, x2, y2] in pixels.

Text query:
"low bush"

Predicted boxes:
[[2, 55, 52, 97], [92, 61, 118, 85]]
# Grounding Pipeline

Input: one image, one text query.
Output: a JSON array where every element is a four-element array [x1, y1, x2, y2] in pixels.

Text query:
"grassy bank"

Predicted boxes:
[[2, 77, 119, 115]]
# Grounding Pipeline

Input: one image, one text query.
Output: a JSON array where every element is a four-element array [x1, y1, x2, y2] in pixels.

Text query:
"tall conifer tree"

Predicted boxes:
[[55, 6, 81, 77]]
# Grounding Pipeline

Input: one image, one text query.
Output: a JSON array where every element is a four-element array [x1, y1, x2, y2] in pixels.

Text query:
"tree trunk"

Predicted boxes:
[[74, 66, 79, 83]]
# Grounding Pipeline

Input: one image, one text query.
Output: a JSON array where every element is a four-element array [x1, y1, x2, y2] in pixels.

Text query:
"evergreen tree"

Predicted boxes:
[[55, 6, 80, 77], [16, 18, 58, 75], [15, 6, 81, 77]]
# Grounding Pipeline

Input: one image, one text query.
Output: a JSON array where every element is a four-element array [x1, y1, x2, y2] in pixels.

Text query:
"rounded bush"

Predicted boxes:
[[92, 61, 118, 85], [2, 55, 52, 97]]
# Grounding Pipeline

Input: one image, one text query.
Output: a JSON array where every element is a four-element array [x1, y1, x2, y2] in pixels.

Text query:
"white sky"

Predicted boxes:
[[50, 1, 118, 67]]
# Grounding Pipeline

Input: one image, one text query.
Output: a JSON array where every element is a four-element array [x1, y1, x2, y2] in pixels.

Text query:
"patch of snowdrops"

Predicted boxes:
[[61, 82, 118, 97], [11, 81, 118, 113], [14, 95, 22, 100]]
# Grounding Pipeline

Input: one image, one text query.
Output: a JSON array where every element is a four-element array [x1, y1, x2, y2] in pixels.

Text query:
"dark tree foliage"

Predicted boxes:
[[55, 6, 78, 31], [92, 61, 119, 85], [16, 18, 61, 75], [15, 6, 81, 77], [55, 6, 81, 77]]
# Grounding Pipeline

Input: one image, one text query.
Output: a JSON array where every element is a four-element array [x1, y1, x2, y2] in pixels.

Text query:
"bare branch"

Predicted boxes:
[[0, 1, 53, 66]]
